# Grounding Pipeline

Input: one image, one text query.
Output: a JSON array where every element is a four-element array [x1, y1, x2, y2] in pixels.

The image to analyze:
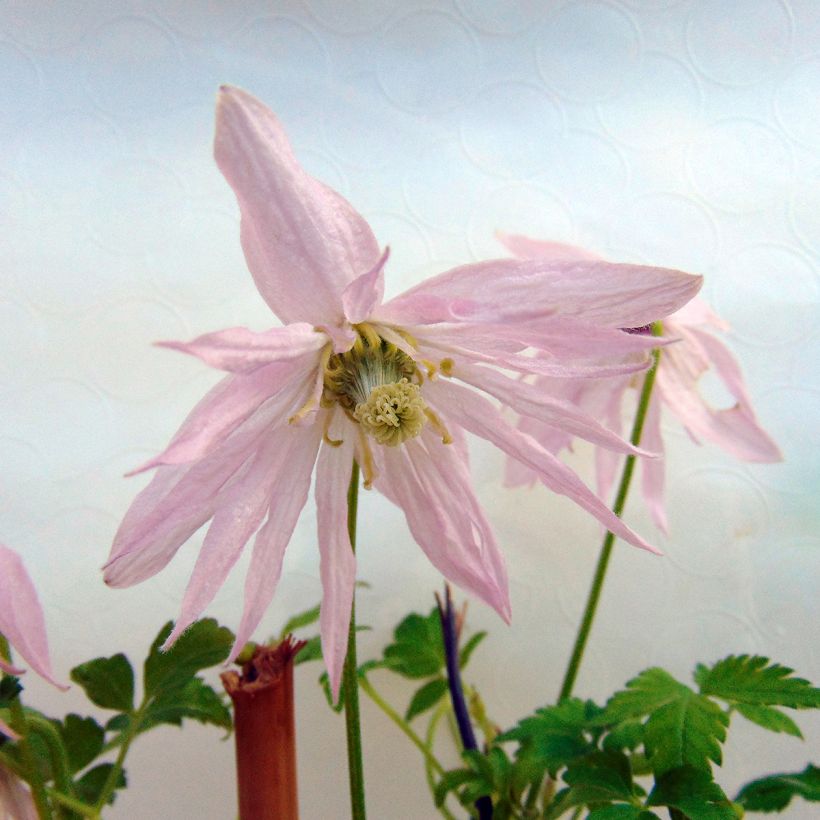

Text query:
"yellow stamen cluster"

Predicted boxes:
[[322, 323, 433, 448]]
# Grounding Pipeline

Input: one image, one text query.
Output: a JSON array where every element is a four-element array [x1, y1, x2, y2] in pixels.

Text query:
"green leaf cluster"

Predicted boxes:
[[434, 655, 819, 818]]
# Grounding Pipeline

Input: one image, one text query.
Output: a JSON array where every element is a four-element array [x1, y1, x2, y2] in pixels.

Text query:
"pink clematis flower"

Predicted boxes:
[[498, 232, 782, 533], [0, 544, 66, 739], [103, 86, 703, 696]]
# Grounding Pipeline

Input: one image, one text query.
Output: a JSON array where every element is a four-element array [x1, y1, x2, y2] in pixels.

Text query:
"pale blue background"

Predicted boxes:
[[1, 1, 818, 817]]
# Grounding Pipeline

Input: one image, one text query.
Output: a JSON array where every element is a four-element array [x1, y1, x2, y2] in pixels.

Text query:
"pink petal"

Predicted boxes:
[[129, 354, 315, 475], [594, 381, 628, 504], [215, 86, 380, 325], [314, 422, 357, 700], [0, 765, 37, 819], [495, 231, 601, 262], [671, 296, 729, 331], [0, 716, 20, 741], [451, 362, 654, 458], [0, 544, 66, 689], [156, 323, 324, 373], [163, 424, 320, 648], [425, 381, 660, 554], [640, 394, 668, 533], [379, 258, 702, 328], [317, 323, 357, 354], [0, 657, 24, 676], [227, 423, 322, 663], [376, 431, 511, 621], [343, 246, 389, 324]]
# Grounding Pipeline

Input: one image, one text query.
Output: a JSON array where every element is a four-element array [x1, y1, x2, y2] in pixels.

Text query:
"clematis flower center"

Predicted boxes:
[[323, 324, 427, 447]]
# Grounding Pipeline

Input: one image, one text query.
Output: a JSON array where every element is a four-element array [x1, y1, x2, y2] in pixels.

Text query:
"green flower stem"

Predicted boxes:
[[358, 675, 445, 776], [0, 634, 52, 820], [558, 324, 663, 702], [426, 702, 457, 820], [342, 460, 366, 820], [47, 790, 100, 819], [26, 715, 74, 798], [93, 699, 147, 811]]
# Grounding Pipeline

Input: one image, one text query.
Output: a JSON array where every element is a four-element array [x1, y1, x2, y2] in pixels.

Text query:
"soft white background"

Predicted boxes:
[[2, 0, 818, 817]]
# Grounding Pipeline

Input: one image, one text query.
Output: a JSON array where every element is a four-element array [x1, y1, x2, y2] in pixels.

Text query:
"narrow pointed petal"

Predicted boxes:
[[343, 246, 389, 324], [214, 86, 380, 325], [594, 383, 627, 504], [375, 434, 511, 621], [379, 258, 702, 328], [640, 395, 668, 533], [451, 362, 654, 457], [315, 427, 357, 700], [0, 717, 20, 741], [163, 426, 312, 648], [227, 424, 322, 663], [0, 545, 66, 689], [0, 657, 24, 676], [156, 324, 324, 373], [129, 356, 314, 475], [495, 231, 600, 262], [425, 382, 660, 554]]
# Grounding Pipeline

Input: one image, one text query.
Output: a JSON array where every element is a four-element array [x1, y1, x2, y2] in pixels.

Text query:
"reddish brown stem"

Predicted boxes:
[[222, 637, 305, 820]]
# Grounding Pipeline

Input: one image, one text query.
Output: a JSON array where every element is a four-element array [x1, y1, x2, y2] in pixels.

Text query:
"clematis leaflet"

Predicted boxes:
[[103, 86, 703, 696]]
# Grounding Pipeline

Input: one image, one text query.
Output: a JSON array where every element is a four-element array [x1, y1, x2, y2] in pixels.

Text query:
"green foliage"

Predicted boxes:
[[733, 703, 802, 738], [278, 603, 321, 639], [405, 677, 448, 721], [60, 714, 105, 773], [0, 674, 22, 705], [735, 764, 820, 812], [647, 766, 737, 820], [141, 677, 232, 732], [459, 631, 487, 670], [74, 763, 127, 806], [382, 609, 446, 679], [70, 653, 134, 711]]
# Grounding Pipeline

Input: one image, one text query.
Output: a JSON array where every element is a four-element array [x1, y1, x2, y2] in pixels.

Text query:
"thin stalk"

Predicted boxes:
[[425, 702, 457, 820], [26, 715, 74, 798], [0, 635, 52, 820], [358, 675, 445, 775], [342, 460, 366, 820], [558, 324, 663, 701], [46, 790, 100, 819], [94, 700, 147, 811]]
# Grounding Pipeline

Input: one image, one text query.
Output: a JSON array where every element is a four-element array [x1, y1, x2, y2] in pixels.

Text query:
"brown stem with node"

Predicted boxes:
[[222, 637, 305, 820]]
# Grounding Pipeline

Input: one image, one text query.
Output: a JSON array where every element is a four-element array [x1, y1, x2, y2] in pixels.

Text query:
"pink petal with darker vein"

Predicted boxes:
[[343, 246, 389, 324], [156, 323, 324, 373], [0, 544, 66, 690], [315, 423, 357, 700], [227, 423, 323, 663], [425, 381, 660, 554], [215, 86, 380, 326]]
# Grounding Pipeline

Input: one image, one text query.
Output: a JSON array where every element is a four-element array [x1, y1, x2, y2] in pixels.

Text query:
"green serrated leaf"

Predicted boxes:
[[406, 678, 448, 721], [459, 631, 486, 670], [60, 714, 105, 774], [588, 807, 660, 820], [648, 766, 736, 820], [278, 604, 321, 639], [434, 769, 479, 807], [74, 763, 127, 806], [695, 656, 820, 709], [382, 609, 445, 679], [142, 677, 232, 732], [735, 703, 803, 738], [70, 654, 134, 712], [563, 750, 634, 800], [735, 764, 820, 812], [603, 719, 644, 752], [644, 690, 727, 775], [144, 619, 233, 697], [599, 668, 689, 724]]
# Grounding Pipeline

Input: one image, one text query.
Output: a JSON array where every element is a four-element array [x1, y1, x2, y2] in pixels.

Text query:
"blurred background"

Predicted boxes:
[[1, 0, 818, 816]]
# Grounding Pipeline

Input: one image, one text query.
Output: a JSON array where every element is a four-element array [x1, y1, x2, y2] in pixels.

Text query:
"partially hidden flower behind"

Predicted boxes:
[[497, 232, 782, 533], [0, 544, 67, 740], [0, 763, 37, 820], [102, 86, 703, 696]]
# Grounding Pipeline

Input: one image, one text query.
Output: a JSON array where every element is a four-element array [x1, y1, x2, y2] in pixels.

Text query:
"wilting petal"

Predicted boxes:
[[451, 362, 653, 457], [379, 258, 702, 328], [163, 425, 317, 648], [495, 231, 600, 262], [640, 395, 668, 533], [425, 381, 659, 554], [315, 423, 357, 700], [130, 355, 314, 475], [227, 424, 322, 663], [214, 86, 380, 325], [0, 545, 66, 689], [375, 433, 511, 620], [157, 324, 325, 373], [343, 246, 389, 324]]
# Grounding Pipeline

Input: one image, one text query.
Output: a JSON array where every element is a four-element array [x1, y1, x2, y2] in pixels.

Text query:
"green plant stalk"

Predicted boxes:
[[26, 715, 74, 798], [558, 324, 663, 702], [425, 701, 457, 820], [342, 460, 366, 820], [0, 634, 53, 820], [47, 789, 100, 819], [93, 699, 148, 811], [358, 675, 445, 776]]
